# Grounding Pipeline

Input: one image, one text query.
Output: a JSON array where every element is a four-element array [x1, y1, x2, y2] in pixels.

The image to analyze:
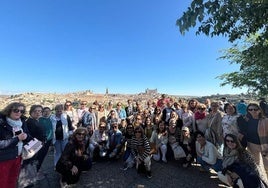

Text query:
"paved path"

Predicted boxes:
[[34, 149, 229, 188]]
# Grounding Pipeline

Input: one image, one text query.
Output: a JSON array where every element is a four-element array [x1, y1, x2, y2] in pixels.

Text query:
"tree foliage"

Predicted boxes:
[[177, 0, 268, 96], [217, 35, 268, 96]]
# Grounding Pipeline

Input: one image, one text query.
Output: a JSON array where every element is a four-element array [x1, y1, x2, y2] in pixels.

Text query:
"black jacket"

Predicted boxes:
[[0, 113, 32, 162]]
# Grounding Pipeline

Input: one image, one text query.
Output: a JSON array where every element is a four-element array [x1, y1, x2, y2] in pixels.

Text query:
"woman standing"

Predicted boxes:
[[25, 104, 46, 179], [0, 102, 31, 188], [64, 101, 78, 130], [51, 104, 74, 167], [222, 103, 239, 137], [193, 103, 208, 133], [240, 103, 268, 179]]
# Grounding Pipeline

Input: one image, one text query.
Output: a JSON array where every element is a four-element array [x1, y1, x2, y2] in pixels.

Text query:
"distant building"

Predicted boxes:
[[145, 88, 158, 95]]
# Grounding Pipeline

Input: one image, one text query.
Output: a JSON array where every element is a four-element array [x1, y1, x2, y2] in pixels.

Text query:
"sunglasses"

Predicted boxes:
[[81, 103, 87, 105], [12, 109, 25, 114], [226, 139, 235, 143], [198, 108, 206, 110], [248, 108, 259, 111], [113, 126, 118, 129], [77, 133, 85, 136]]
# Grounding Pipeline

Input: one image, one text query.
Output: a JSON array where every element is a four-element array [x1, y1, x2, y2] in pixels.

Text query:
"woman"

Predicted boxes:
[[25, 104, 46, 180], [218, 134, 268, 188], [56, 127, 92, 186], [150, 120, 168, 163], [51, 104, 74, 167], [96, 103, 108, 126], [89, 122, 109, 161], [206, 101, 224, 150], [144, 116, 155, 141], [38, 107, 53, 177], [131, 126, 152, 178], [180, 126, 195, 168], [106, 110, 119, 130], [122, 123, 135, 170], [193, 103, 208, 133], [222, 103, 239, 137], [180, 103, 194, 133], [64, 101, 78, 130], [0, 102, 31, 188], [238, 103, 268, 179], [168, 119, 185, 161]]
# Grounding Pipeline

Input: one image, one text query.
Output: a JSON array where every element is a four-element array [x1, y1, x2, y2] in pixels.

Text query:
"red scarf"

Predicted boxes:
[[195, 111, 206, 120]]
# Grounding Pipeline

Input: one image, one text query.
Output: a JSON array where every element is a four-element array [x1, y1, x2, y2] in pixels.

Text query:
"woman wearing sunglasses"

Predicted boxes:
[[131, 126, 152, 178], [56, 127, 92, 187], [218, 134, 268, 188], [238, 103, 268, 179], [0, 102, 32, 188]]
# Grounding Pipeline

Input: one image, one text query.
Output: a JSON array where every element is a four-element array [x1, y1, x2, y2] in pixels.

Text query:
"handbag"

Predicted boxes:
[[22, 138, 43, 160], [170, 142, 186, 160]]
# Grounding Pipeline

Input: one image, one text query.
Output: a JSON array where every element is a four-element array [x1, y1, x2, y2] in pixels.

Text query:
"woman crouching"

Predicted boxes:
[[56, 127, 92, 186], [131, 126, 152, 178]]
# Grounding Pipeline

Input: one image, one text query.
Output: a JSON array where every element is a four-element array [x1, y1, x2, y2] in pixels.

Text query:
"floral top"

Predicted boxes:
[[221, 114, 239, 137]]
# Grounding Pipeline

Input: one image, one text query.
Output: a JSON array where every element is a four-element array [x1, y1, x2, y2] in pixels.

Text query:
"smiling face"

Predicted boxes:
[[225, 136, 237, 150], [247, 104, 261, 119], [10, 106, 25, 120]]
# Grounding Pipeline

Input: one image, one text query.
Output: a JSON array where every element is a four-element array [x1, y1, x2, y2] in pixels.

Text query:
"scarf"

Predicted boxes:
[[194, 111, 206, 120], [6, 117, 23, 155], [222, 148, 238, 168], [6, 117, 22, 129]]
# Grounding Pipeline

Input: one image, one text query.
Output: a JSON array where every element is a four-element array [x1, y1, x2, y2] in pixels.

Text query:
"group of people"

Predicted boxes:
[[0, 95, 268, 188]]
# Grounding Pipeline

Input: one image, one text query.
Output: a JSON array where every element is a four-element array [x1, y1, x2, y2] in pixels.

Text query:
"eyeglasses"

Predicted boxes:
[[226, 139, 235, 143], [81, 103, 87, 105], [12, 109, 25, 114], [248, 108, 259, 111], [135, 131, 141, 133], [65, 104, 72, 106]]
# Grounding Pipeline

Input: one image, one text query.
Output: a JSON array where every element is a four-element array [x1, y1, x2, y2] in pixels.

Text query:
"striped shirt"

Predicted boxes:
[[131, 135, 150, 160]]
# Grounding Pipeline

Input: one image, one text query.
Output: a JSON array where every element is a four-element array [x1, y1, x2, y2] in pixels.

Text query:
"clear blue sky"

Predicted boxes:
[[0, 0, 247, 96]]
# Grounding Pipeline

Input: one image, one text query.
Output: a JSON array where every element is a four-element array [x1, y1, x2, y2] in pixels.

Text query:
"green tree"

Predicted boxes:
[[217, 35, 268, 96], [177, 0, 268, 96]]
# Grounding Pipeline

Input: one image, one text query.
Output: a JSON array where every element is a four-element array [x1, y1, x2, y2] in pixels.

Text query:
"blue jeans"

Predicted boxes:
[[196, 156, 222, 172], [54, 139, 68, 166]]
